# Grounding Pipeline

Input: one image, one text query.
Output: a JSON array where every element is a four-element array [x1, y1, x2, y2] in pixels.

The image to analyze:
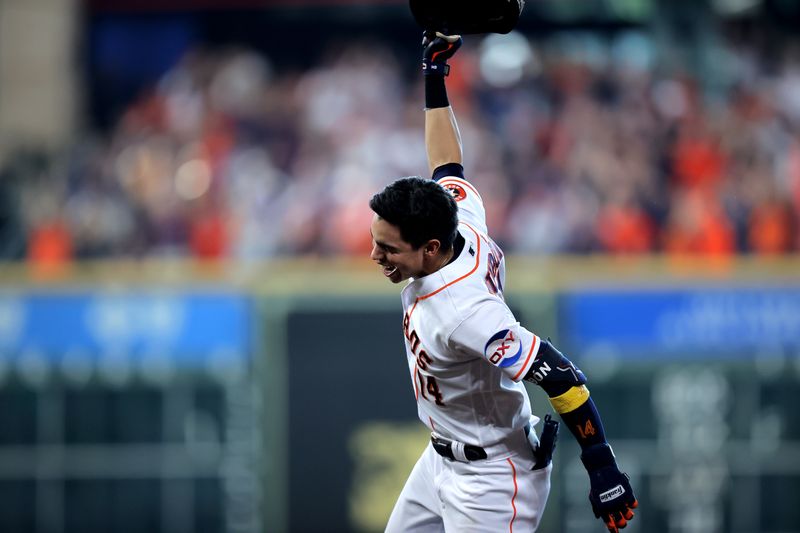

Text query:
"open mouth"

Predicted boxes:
[[382, 264, 398, 277]]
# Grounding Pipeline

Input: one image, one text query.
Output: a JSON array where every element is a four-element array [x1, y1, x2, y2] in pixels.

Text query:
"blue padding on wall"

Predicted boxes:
[[0, 290, 250, 363], [560, 287, 800, 355]]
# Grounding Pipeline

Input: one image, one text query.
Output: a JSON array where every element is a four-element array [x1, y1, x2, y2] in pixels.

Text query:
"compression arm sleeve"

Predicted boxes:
[[555, 393, 608, 449], [524, 340, 608, 450]]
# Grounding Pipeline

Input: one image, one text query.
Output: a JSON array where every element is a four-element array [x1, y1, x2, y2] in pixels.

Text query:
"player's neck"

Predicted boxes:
[[436, 247, 455, 271], [421, 247, 453, 276], [423, 234, 464, 275]]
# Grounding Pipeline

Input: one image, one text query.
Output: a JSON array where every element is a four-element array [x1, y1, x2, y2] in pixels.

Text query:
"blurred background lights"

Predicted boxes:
[[88, 294, 185, 350], [611, 31, 655, 73], [228, 147, 279, 200], [174, 159, 212, 200], [479, 31, 536, 88], [209, 50, 272, 116], [141, 296, 185, 342], [87, 295, 133, 346], [115, 139, 175, 204]]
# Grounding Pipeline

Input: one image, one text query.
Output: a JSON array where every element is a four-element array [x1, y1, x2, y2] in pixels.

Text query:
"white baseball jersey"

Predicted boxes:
[[386, 174, 551, 533], [400, 174, 542, 447]]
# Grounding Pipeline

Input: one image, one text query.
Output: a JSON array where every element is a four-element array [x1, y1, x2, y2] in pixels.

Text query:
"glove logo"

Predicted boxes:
[[484, 328, 522, 368], [599, 484, 625, 503]]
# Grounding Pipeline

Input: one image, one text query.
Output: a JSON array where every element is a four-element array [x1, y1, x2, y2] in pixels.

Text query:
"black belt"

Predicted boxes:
[[431, 435, 487, 462], [430, 419, 559, 466]]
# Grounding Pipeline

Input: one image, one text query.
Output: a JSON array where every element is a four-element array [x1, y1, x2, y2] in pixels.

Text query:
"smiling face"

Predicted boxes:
[[368, 177, 458, 283], [370, 214, 430, 283]]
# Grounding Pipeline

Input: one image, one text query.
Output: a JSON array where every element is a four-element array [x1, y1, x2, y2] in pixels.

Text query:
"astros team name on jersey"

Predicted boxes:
[[483, 237, 504, 296], [403, 310, 445, 406]]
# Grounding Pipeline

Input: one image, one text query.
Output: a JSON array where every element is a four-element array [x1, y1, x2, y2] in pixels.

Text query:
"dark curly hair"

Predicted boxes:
[[369, 177, 458, 250]]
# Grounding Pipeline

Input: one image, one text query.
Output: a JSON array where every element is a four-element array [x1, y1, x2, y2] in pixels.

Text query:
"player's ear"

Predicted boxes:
[[423, 239, 441, 257]]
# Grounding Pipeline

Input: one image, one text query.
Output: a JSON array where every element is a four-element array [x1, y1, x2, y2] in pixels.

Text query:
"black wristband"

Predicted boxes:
[[581, 443, 617, 471], [432, 163, 464, 181], [425, 75, 449, 109]]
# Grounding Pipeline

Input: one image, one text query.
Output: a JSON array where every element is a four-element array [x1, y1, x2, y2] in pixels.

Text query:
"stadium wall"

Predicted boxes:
[[0, 256, 798, 533]]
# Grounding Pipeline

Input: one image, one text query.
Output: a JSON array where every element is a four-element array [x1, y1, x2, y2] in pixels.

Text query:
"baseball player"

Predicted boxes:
[[369, 33, 638, 532]]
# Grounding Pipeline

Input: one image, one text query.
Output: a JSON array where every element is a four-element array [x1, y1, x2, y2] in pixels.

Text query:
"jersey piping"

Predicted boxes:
[[507, 458, 519, 532], [512, 339, 540, 382]]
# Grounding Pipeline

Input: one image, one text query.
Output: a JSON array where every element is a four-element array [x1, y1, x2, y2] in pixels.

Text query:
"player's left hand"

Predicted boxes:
[[422, 31, 462, 76], [581, 444, 638, 532]]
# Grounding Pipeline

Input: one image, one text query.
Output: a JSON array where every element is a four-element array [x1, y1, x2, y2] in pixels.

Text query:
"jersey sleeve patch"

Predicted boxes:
[[484, 327, 522, 368], [438, 177, 487, 233], [449, 301, 537, 380], [439, 177, 480, 204], [442, 182, 467, 202]]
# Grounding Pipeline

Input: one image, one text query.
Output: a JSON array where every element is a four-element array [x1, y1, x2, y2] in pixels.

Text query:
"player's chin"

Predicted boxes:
[[389, 271, 409, 284]]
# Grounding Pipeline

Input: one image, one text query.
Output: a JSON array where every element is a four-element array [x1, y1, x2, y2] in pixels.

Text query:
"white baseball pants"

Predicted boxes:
[[385, 440, 552, 532]]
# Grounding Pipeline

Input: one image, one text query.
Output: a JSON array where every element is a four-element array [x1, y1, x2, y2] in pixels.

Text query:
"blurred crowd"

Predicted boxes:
[[3, 30, 800, 263]]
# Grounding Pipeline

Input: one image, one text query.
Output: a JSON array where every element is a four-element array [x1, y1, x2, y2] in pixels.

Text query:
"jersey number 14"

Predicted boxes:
[[417, 370, 445, 406]]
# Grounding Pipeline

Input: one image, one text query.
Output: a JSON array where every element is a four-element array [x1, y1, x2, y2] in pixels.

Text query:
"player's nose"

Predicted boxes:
[[370, 244, 383, 262]]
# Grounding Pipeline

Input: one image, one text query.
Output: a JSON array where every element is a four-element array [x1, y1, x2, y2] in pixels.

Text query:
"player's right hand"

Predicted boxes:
[[581, 444, 639, 532], [422, 32, 462, 76]]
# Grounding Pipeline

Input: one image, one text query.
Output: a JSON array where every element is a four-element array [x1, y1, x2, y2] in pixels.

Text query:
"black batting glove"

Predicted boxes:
[[581, 444, 639, 532], [422, 31, 462, 77]]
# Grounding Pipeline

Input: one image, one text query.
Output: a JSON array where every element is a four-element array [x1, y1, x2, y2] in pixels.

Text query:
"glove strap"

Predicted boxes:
[[581, 443, 617, 472], [422, 60, 450, 77]]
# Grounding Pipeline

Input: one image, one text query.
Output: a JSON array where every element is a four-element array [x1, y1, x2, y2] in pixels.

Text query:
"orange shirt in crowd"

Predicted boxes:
[[748, 201, 794, 254], [672, 136, 726, 189], [27, 221, 73, 265], [190, 213, 228, 259], [663, 190, 735, 255], [596, 205, 655, 253]]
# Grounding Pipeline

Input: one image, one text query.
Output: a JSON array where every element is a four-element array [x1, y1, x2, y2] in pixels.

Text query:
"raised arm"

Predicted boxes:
[[422, 32, 463, 176], [426, 108, 462, 174]]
